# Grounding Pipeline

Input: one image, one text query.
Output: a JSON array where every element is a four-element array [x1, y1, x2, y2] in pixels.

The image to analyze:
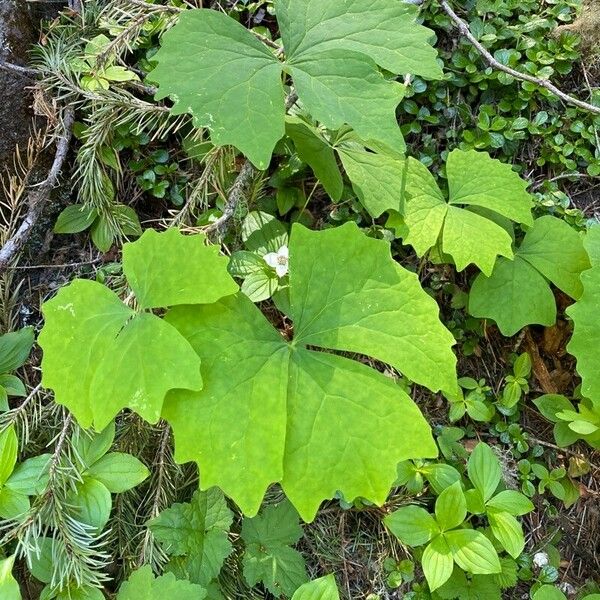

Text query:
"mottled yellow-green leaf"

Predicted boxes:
[[567, 226, 600, 404], [123, 229, 237, 309], [164, 223, 452, 520], [469, 217, 588, 335], [399, 153, 530, 275]]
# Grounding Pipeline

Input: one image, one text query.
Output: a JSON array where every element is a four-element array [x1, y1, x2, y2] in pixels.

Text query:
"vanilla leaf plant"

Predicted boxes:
[[39, 223, 457, 521], [150, 0, 442, 168], [39, 228, 238, 429], [388, 149, 534, 275]]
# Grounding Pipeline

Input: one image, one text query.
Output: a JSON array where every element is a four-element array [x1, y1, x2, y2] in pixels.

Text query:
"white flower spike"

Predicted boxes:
[[264, 245, 289, 278]]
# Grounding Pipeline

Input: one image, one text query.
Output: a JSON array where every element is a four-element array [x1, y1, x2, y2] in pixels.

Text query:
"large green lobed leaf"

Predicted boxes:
[[163, 222, 456, 520], [152, 10, 285, 170], [151, 0, 441, 167], [470, 216, 590, 336], [398, 150, 533, 276], [39, 229, 237, 429], [567, 226, 600, 404]]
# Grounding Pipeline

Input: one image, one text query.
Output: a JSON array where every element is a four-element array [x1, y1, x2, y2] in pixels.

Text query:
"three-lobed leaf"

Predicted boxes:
[[117, 566, 207, 599], [152, 0, 441, 168], [39, 229, 236, 429], [396, 150, 533, 276], [469, 216, 590, 336], [163, 222, 455, 519], [241, 501, 308, 597], [148, 488, 233, 586]]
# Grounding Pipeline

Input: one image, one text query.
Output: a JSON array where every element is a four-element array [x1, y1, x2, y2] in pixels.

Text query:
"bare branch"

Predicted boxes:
[[0, 106, 76, 272], [0, 60, 38, 78], [203, 92, 299, 237], [439, 0, 600, 116], [203, 159, 255, 236]]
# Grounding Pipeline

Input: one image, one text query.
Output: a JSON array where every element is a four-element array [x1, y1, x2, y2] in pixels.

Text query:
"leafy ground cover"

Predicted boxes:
[[0, 0, 599, 598]]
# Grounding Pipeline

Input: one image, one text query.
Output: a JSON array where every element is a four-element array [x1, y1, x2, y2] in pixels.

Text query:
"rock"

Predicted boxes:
[[0, 0, 38, 170]]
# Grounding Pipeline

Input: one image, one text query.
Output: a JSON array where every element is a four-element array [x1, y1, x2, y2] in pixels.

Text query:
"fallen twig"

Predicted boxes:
[[0, 106, 76, 272], [439, 0, 600, 116], [0, 60, 38, 78], [203, 160, 256, 236], [203, 92, 298, 237]]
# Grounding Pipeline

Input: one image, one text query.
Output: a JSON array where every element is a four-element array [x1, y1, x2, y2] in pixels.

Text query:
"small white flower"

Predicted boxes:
[[264, 245, 289, 278], [533, 551, 549, 569]]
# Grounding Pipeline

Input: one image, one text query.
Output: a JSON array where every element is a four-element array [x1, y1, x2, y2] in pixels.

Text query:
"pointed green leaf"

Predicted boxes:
[[164, 223, 451, 519], [384, 506, 440, 547], [533, 395, 576, 423], [123, 229, 238, 309], [338, 147, 406, 218], [435, 482, 466, 532], [518, 216, 589, 299], [117, 566, 207, 600], [285, 118, 343, 200], [242, 211, 288, 255], [467, 443, 501, 503], [0, 556, 20, 600], [6, 454, 51, 496], [0, 327, 34, 374], [0, 487, 29, 520], [422, 536, 454, 592], [488, 510, 525, 558], [86, 452, 149, 493], [40, 280, 203, 429], [148, 488, 233, 586], [291, 575, 339, 600], [421, 463, 461, 495], [152, 10, 284, 169], [567, 227, 600, 403], [54, 204, 97, 234], [486, 491, 533, 516], [568, 420, 598, 435], [276, 0, 442, 78], [66, 478, 112, 531], [73, 423, 115, 469], [464, 488, 486, 515], [469, 257, 556, 336], [241, 501, 308, 597], [446, 150, 533, 226], [445, 529, 501, 574], [0, 375, 26, 398], [0, 426, 18, 485]]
